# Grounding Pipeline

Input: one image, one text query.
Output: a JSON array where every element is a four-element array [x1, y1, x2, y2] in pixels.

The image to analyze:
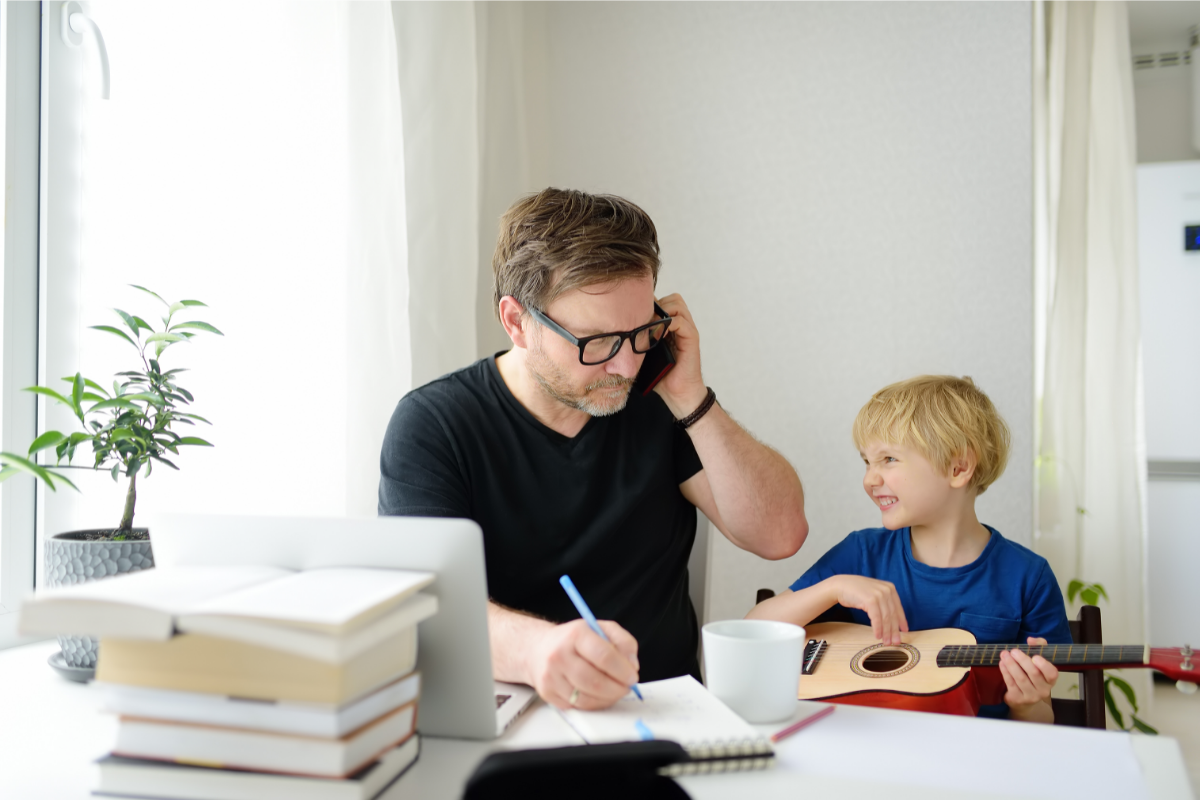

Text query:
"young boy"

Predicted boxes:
[[747, 375, 1071, 722]]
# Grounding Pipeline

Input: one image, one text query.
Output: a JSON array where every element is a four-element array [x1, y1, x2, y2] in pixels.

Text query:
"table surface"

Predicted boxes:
[[1, 640, 1194, 800]]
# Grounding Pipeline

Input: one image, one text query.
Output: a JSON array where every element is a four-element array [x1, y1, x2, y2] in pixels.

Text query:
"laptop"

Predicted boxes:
[[494, 680, 538, 735], [147, 513, 503, 740]]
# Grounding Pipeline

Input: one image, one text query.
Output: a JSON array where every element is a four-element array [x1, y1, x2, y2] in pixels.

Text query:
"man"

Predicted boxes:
[[379, 188, 807, 711]]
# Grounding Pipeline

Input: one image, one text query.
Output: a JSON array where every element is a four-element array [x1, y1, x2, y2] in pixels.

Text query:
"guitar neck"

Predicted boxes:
[[936, 644, 1147, 670]]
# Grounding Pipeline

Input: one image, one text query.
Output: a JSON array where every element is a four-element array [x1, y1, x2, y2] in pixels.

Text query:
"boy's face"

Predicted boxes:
[[860, 440, 958, 530]]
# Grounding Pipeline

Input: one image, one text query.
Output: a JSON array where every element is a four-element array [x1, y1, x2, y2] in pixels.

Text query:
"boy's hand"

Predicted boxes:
[[829, 575, 909, 645], [1000, 637, 1058, 722]]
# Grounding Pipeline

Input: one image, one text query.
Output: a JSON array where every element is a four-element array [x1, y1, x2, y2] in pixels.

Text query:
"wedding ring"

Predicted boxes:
[[569, 688, 580, 707]]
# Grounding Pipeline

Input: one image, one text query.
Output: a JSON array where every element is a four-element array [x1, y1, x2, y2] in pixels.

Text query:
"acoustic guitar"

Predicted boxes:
[[797, 622, 1198, 716]]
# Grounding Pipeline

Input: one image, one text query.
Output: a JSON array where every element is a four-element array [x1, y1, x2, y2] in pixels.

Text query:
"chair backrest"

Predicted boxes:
[[1050, 605, 1106, 729]]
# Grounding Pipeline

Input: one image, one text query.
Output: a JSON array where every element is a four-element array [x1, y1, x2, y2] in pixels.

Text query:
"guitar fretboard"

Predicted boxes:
[[936, 644, 1145, 669]]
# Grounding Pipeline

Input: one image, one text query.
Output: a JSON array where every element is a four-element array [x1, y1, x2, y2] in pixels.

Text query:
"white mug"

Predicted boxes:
[[702, 619, 806, 723]]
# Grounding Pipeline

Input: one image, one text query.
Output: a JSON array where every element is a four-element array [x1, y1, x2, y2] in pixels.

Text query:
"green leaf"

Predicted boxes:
[[88, 398, 138, 413], [179, 299, 207, 307], [150, 454, 179, 470], [114, 309, 141, 337], [90, 325, 137, 348], [1130, 715, 1159, 735], [72, 373, 84, 411], [68, 432, 93, 446], [24, 385, 74, 407], [1103, 681, 1125, 729], [176, 387, 194, 402], [80, 392, 106, 402], [177, 412, 211, 424], [1108, 675, 1138, 713], [131, 316, 154, 333], [168, 301, 187, 315], [0, 452, 79, 491], [176, 437, 213, 447], [162, 368, 189, 377], [1081, 589, 1098, 606], [149, 359, 161, 375], [121, 392, 166, 406], [27, 431, 67, 457], [111, 463, 121, 482], [81, 377, 110, 397], [170, 321, 224, 336], [130, 284, 168, 307], [1092, 583, 1110, 603], [1067, 580, 1083, 604], [144, 332, 186, 345]]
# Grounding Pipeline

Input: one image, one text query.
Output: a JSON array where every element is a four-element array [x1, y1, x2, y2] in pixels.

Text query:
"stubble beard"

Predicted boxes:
[[527, 338, 634, 418]]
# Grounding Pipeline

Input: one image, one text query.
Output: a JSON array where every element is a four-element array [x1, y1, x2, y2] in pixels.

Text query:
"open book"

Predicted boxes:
[[19, 565, 435, 661], [557, 675, 774, 775]]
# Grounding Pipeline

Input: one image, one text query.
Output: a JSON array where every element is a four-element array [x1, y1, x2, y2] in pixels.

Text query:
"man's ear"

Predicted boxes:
[[498, 296, 531, 350], [948, 451, 978, 489]]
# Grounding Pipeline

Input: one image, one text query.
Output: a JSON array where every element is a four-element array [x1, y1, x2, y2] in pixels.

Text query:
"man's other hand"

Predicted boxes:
[[526, 618, 640, 710]]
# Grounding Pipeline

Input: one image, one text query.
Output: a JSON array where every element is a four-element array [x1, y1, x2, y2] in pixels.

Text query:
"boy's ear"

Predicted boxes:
[[948, 451, 978, 489]]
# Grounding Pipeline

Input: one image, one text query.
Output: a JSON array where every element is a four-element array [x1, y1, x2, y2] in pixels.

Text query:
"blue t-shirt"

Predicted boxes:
[[789, 526, 1071, 718]]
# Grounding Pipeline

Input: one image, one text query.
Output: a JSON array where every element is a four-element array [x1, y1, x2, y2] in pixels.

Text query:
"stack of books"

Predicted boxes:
[[21, 564, 438, 800]]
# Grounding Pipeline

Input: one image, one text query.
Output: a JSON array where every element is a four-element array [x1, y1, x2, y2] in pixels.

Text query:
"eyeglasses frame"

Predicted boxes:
[[524, 302, 673, 366]]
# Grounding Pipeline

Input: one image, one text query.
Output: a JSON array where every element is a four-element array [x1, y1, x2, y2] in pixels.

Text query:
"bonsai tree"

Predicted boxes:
[[0, 285, 222, 536]]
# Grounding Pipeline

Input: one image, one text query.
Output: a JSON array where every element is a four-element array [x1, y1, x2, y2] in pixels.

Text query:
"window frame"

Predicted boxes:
[[0, 0, 45, 649]]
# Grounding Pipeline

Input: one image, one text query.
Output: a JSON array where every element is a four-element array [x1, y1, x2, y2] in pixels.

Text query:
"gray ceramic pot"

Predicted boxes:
[[45, 529, 154, 668]]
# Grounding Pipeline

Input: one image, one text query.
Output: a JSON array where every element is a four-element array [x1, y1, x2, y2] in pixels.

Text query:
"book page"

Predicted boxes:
[[181, 567, 435, 631], [32, 565, 290, 612], [557, 675, 765, 747]]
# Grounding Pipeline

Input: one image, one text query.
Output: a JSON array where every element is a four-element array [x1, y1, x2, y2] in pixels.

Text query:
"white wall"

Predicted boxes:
[[479, 2, 1035, 623]]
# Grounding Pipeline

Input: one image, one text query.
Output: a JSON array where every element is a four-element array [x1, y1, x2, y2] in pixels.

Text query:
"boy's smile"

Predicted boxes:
[[860, 441, 956, 531]]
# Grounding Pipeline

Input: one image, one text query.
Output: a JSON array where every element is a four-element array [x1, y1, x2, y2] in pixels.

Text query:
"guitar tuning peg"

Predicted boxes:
[[1177, 680, 1198, 696]]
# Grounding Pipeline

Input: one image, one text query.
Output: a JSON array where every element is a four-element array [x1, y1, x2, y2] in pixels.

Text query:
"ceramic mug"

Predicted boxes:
[[702, 619, 806, 723]]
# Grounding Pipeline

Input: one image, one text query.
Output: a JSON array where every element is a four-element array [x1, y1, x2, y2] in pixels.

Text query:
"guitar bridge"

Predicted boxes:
[[803, 638, 827, 675]]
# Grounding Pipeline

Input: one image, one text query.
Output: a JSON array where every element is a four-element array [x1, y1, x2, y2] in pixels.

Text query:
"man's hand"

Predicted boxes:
[[829, 575, 909, 646], [653, 293, 709, 420], [525, 618, 641, 710], [1000, 637, 1058, 723]]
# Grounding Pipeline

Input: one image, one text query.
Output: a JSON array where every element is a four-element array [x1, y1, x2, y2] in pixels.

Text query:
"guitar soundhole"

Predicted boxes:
[[850, 643, 920, 679]]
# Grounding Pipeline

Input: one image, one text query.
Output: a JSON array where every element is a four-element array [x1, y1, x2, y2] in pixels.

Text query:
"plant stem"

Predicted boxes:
[[119, 470, 137, 532]]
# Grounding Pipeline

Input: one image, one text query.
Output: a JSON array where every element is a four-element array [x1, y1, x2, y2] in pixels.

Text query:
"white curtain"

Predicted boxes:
[[391, 2, 537, 382], [40, 1, 408, 559], [1034, 1, 1146, 680]]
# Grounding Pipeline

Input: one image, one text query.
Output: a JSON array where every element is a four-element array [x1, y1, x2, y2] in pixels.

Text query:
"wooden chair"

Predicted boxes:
[[756, 589, 1106, 728], [1051, 604, 1106, 729]]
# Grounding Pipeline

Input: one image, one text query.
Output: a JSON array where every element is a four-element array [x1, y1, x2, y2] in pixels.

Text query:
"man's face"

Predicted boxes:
[[526, 276, 657, 417]]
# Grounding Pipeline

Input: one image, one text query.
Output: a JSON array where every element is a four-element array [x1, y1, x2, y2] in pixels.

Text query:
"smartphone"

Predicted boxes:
[[632, 304, 676, 396]]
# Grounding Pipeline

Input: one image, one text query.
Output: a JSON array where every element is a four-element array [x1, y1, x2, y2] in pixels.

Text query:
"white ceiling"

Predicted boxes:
[[1128, 1, 1200, 50]]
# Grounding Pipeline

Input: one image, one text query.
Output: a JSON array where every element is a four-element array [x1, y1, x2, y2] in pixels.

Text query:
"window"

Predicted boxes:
[[2, 1, 408, 649]]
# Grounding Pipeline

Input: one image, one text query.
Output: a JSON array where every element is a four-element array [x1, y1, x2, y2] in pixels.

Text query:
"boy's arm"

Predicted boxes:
[[746, 576, 909, 646]]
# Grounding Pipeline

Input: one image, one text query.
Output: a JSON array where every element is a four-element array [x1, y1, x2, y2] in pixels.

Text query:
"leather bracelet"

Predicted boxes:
[[677, 387, 717, 429]]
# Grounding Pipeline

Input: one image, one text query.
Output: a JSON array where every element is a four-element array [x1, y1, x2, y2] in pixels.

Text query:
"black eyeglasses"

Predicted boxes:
[[526, 303, 672, 365]]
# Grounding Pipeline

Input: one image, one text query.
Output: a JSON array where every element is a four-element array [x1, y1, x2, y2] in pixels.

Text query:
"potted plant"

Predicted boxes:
[[0, 285, 221, 674]]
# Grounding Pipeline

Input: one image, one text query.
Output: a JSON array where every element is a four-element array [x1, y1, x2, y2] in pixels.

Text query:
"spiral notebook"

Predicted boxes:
[[556, 675, 774, 775]]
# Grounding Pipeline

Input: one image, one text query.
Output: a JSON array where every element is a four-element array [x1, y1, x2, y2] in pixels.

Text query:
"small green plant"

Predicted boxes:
[[0, 285, 222, 536], [1067, 579, 1158, 734]]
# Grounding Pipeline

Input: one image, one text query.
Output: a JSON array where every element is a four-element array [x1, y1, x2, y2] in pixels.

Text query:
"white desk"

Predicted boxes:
[[1, 641, 1194, 800]]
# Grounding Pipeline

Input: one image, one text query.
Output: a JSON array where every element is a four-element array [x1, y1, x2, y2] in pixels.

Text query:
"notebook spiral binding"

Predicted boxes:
[[657, 738, 775, 776]]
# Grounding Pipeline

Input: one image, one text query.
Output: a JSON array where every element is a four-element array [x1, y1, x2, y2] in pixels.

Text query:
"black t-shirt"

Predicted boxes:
[[378, 354, 705, 681]]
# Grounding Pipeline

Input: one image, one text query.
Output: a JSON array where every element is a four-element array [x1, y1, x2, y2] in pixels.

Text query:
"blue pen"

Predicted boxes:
[[559, 574, 644, 701]]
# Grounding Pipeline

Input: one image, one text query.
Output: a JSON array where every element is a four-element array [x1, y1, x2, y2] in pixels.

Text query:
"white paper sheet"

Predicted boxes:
[[770, 703, 1148, 800]]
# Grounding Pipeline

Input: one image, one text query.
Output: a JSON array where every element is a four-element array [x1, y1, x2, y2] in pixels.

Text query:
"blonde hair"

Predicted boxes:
[[852, 375, 1010, 494]]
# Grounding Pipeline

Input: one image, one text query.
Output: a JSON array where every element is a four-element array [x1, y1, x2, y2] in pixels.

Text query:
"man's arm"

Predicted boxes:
[[488, 600, 640, 711], [655, 293, 808, 559]]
